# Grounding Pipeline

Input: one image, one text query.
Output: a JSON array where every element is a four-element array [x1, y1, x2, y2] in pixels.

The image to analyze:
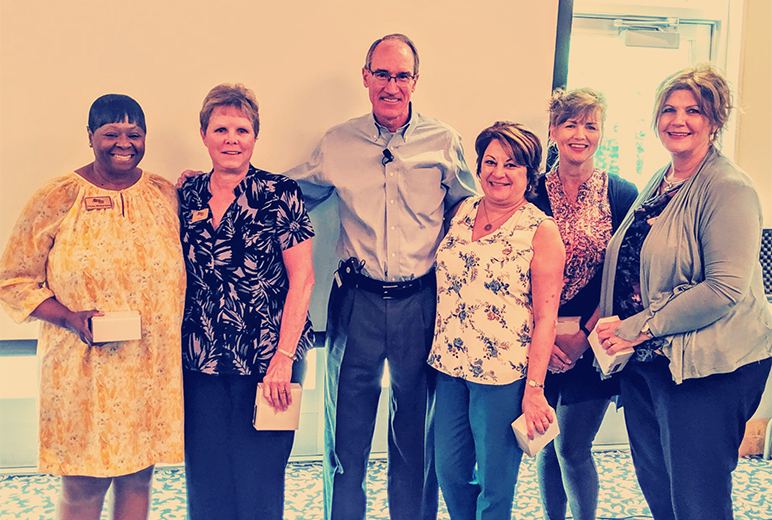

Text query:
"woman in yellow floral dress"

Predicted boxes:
[[0, 94, 185, 520]]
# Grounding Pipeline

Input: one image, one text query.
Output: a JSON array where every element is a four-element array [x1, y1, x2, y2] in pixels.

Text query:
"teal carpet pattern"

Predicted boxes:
[[2, 451, 771, 519]]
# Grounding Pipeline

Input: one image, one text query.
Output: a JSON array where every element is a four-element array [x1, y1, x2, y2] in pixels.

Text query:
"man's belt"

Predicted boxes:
[[337, 259, 436, 300]]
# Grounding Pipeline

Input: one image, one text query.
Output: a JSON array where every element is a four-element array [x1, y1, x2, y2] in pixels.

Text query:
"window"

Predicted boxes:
[[564, 0, 737, 189], [567, 14, 715, 189]]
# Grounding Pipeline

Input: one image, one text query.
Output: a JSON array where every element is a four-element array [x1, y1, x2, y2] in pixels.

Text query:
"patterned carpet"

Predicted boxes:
[[1, 451, 771, 519]]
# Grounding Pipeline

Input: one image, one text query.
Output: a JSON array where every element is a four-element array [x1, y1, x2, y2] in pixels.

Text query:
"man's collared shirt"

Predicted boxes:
[[286, 106, 477, 282], [179, 165, 315, 376]]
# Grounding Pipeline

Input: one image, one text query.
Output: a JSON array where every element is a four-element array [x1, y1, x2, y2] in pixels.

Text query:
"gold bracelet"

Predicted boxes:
[[276, 348, 296, 360]]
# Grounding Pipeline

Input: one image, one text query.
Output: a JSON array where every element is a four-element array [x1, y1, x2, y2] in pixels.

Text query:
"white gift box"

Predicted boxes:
[[511, 411, 560, 457], [588, 316, 635, 376], [90, 311, 141, 343], [253, 383, 303, 431], [556, 316, 580, 335]]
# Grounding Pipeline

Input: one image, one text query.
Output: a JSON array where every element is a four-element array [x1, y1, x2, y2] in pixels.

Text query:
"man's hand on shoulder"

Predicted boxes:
[[176, 170, 205, 189]]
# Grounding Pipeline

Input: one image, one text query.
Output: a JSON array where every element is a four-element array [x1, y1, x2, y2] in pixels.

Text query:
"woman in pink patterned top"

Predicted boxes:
[[532, 88, 638, 520]]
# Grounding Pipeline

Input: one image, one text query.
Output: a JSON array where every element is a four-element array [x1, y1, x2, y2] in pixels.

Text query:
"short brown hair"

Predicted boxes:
[[652, 63, 733, 141], [475, 122, 542, 197], [200, 83, 260, 136], [365, 34, 420, 75], [548, 87, 607, 128]]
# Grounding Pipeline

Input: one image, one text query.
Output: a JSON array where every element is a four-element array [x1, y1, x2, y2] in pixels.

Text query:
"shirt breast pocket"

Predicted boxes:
[[402, 167, 444, 210]]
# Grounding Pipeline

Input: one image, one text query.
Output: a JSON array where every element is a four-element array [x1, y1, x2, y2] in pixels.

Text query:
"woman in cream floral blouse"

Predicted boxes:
[[428, 121, 565, 520], [0, 94, 185, 520]]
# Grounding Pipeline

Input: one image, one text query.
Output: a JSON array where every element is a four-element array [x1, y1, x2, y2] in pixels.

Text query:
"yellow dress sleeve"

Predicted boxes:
[[145, 172, 180, 215], [0, 174, 81, 323]]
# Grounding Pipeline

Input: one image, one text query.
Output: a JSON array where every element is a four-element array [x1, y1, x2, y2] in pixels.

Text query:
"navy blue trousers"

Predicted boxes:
[[184, 358, 306, 520], [324, 279, 438, 520], [620, 356, 771, 520]]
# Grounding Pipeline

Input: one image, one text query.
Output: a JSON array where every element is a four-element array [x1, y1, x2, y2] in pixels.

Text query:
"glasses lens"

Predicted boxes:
[[396, 74, 412, 85], [372, 71, 390, 83], [370, 71, 412, 85]]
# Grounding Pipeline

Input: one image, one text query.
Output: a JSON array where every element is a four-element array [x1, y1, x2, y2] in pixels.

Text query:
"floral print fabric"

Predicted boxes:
[[545, 168, 612, 305], [179, 165, 315, 376], [614, 186, 680, 362], [0, 172, 186, 477], [428, 197, 551, 385]]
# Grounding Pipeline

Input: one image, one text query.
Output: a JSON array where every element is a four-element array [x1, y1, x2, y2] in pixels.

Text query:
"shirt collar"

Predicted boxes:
[[195, 164, 258, 203], [367, 102, 417, 144], [232, 164, 259, 197]]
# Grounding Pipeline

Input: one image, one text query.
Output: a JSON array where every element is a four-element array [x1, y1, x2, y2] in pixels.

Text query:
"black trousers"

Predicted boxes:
[[184, 359, 306, 520], [323, 279, 438, 520], [620, 356, 771, 520]]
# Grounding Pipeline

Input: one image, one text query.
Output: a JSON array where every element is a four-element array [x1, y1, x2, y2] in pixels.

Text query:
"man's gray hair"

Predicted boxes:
[[364, 34, 420, 75]]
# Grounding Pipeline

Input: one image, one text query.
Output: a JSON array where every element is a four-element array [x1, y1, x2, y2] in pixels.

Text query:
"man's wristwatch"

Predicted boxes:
[[527, 379, 544, 389]]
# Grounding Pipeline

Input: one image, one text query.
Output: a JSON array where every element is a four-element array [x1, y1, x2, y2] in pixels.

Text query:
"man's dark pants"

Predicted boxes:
[[323, 272, 438, 520]]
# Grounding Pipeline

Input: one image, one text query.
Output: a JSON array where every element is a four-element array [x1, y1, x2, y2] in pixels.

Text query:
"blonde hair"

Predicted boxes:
[[548, 87, 607, 128], [652, 63, 733, 141], [200, 83, 260, 136]]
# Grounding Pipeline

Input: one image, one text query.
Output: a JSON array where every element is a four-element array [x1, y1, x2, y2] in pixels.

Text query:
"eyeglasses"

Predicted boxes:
[[367, 69, 415, 86]]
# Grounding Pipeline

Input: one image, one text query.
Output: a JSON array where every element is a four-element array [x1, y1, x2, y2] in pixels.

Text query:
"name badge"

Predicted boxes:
[[190, 208, 209, 223], [84, 196, 114, 210]]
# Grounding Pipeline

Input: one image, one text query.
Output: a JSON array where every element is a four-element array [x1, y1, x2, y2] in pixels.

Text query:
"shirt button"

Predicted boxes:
[[389, 172, 394, 177], [390, 226, 395, 230], [390, 200, 395, 204], [392, 253, 396, 257]]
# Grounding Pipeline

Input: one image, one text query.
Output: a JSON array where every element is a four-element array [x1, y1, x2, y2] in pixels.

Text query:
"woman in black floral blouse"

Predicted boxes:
[[531, 88, 638, 520], [178, 83, 315, 520]]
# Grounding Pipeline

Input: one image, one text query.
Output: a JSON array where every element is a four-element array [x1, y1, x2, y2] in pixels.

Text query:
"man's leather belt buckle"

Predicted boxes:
[[354, 271, 433, 300]]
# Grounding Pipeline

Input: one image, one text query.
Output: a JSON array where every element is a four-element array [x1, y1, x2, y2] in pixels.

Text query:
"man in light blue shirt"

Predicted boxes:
[[286, 33, 476, 520]]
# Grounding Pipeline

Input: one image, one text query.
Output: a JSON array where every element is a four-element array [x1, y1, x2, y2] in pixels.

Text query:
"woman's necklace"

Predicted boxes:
[[661, 167, 687, 192], [480, 199, 524, 231]]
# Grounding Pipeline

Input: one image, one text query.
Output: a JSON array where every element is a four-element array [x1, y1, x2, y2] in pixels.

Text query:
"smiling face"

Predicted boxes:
[[201, 105, 257, 175], [362, 39, 417, 132], [479, 139, 529, 209], [550, 110, 602, 167], [89, 119, 145, 176], [657, 89, 714, 159]]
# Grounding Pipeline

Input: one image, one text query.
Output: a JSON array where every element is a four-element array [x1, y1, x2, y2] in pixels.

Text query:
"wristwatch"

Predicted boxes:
[[527, 379, 544, 389], [580, 322, 592, 337]]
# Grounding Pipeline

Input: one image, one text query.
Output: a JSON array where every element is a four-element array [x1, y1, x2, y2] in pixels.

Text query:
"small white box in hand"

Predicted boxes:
[[511, 411, 560, 457], [253, 383, 303, 431], [556, 316, 580, 335], [588, 316, 635, 376], [91, 311, 141, 343]]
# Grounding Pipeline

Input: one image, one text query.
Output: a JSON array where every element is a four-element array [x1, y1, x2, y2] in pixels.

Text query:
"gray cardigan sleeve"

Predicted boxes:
[[639, 177, 761, 337], [615, 151, 763, 340]]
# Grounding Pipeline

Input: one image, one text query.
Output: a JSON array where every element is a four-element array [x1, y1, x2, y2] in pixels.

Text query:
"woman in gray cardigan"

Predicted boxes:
[[597, 64, 772, 520]]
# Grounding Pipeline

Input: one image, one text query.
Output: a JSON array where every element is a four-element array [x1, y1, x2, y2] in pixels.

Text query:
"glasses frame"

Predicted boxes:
[[367, 68, 415, 87]]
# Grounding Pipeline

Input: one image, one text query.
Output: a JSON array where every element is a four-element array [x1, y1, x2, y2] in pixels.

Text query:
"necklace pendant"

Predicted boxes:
[[484, 223, 492, 231]]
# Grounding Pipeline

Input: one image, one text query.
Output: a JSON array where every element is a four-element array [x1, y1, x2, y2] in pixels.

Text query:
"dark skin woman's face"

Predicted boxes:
[[88, 118, 145, 176]]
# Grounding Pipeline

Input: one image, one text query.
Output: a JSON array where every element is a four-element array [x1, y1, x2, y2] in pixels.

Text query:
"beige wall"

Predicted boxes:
[[735, 0, 772, 226], [0, 1, 560, 339], [736, 0, 772, 420]]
